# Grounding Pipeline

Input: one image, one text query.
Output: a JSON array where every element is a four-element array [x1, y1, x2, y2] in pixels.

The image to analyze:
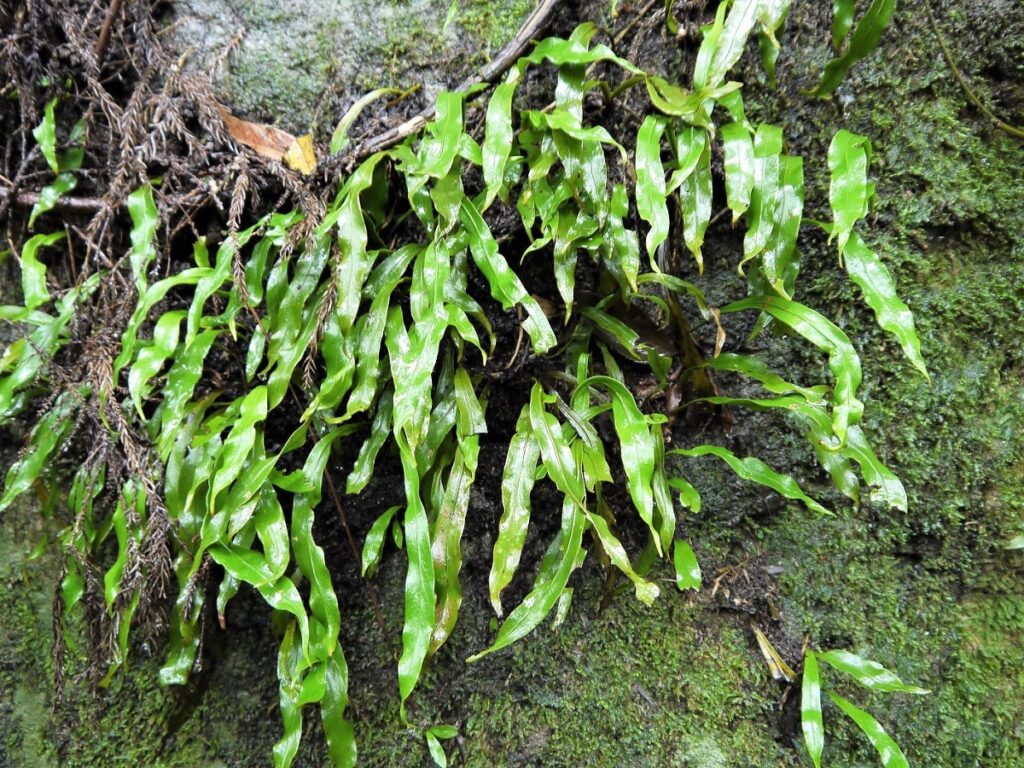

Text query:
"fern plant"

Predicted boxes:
[[0, 1, 923, 765], [802, 649, 929, 768]]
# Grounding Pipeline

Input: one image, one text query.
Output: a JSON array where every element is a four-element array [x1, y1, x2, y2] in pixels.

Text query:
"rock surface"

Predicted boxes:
[[168, 0, 534, 133]]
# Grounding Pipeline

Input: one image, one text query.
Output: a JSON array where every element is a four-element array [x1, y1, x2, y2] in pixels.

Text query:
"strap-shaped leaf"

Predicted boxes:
[[721, 122, 754, 224], [636, 115, 670, 259], [127, 184, 159, 293], [528, 382, 586, 506], [343, 245, 419, 421], [808, 0, 897, 97], [678, 126, 712, 273], [129, 310, 185, 417], [265, 232, 330, 407], [115, 261, 209, 384], [272, 623, 304, 768], [482, 69, 521, 210], [385, 307, 431, 450], [0, 394, 77, 511], [426, 731, 447, 768], [333, 154, 387, 331], [522, 23, 642, 73], [292, 496, 342, 661], [490, 404, 540, 616], [705, 352, 827, 403], [209, 386, 268, 510], [584, 509, 659, 605], [832, 0, 857, 49], [722, 295, 863, 444], [361, 505, 400, 578], [761, 154, 804, 298], [601, 184, 640, 292], [843, 232, 929, 379], [581, 376, 660, 550], [696, 0, 760, 89], [347, 390, 394, 495], [18, 231, 63, 309], [430, 434, 479, 653], [818, 650, 929, 694], [828, 129, 873, 257], [801, 651, 825, 768], [581, 306, 647, 362], [420, 91, 465, 179], [428, 369, 484, 649], [395, 431, 435, 721], [321, 653, 357, 768], [103, 481, 145, 609], [468, 498, 586, 661], [695, 394, 906, 510], [650, 424, 676, 553], [740, 124, 783, 274], [670, 444, 830, 516], [32, 97, 59, 173], [255, 489, 290, 581], [673, 539, 701, 591], [460, 198, 556, 353], [828, 691, 910, 768], [156, 330, 219, 458], [636, 272, 716, 323]]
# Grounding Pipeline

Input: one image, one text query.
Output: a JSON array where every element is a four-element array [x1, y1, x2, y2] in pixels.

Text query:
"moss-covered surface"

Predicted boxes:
[[168, 0, 534, 135], [3, 0, 1024, 766]]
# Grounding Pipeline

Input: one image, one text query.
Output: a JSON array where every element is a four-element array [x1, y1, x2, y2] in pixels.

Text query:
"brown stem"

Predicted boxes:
[[925, 0, 1024, 140], [0, 185, 109, 213], [322, 465, 387, 635], [287, 381, 388, 637], [94, 0, 125, 69], [346, 0, 563, 162]]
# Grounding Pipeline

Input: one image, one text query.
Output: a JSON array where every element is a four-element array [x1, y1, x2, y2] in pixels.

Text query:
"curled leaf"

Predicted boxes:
[[331, 87, 403, 155], [18, 232, 63, 310]]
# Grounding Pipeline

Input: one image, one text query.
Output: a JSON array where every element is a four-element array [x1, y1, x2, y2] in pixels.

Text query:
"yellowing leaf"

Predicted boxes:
[[754, 626, 797, 683], [283, 134, 317, 175]]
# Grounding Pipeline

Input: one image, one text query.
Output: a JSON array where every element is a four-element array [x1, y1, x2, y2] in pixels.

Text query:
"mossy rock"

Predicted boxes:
[[168, 0, 536, 134]]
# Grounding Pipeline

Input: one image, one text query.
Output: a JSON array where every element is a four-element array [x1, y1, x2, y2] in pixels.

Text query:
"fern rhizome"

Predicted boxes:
[[0, 2, 927, 765]]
